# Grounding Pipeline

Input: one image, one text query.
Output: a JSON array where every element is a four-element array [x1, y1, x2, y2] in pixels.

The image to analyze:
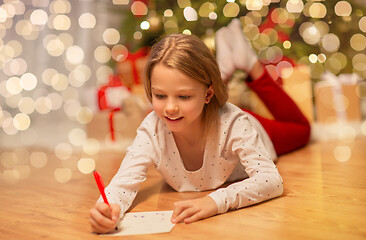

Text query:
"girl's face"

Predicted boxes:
[[150, 64, 213, 135]]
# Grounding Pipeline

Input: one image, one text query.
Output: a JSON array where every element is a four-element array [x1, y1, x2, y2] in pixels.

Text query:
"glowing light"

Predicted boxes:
[[96, 66, 113, 85], [361, 121, 366, 136], [55, 142, 73, 160], [223, 2, 240, 16], [184, 7, 198, 21], [299, 22, 321, 45], [50, 0, 72, 14], [131, 1, 148, 16], [334, 1, 352, 16], [54, 168, 72, 183], [182, 29, 192, 35], [7, 40, 22, 58], [78, 12, 96, 29], [76, 107, 93, 124], [164, 9, 173, 17], [140, 20, 150, 30], [3, 58, 27, 76], [2, 169, 20, 184], [47, 92, 63, 110], [177, 0, 191, 8], [286, 0, 304, 13], [2, 117, 18, 135], [352, 54, 366, 72], [350, 34, 366, 51], [68, 128, 87, 146], [103, 28, 120, 45], [359, 17, 366, 33], [113, 0, 129, 4], [53, 15, 71, 30], [42, 68, 58, 86], [333, 146, 351, 162], [77, 158, 95, 174], [338, 126, 356, 143], [309, 3, 326, 18], [198, 2, 216, 17], [6, 77, 22, 94], [20, 73, 37, 91], [283, 40, 291, 49], [94, 45, 111, 63], [0, 7, 8, 23], [51, 73, 68, 91], [0, 151, 17, 168], [58, 33, 73, 48], [66, 45, 84, 64], [63, 99, 80, 119], [82, 138, 101, 155], [46, 37, 65, 57], [30, 151, 48, 168], [276, 61, 293, 78], [133, 31, 142, 40], [35, 96, 52, 114], [318, 53, 326, 63], [18, 97, 36, 114], [309, 54, 318, 63], [209, 12, 217, 20], [321, 33, 340, 53], [111, 44, 128, 62], [30, 9, 48, 25], [13, 113, 30, 131]]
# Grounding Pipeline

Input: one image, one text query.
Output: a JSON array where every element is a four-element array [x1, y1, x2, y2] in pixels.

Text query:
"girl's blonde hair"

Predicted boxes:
[[144, 33, 228, 139]]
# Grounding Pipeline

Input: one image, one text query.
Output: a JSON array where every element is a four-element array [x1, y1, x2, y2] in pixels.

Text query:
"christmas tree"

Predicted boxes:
[[111, 0, 366, 81]]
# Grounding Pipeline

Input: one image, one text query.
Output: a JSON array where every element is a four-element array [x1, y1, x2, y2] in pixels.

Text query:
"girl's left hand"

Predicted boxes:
[[171, 196, 218, 224]]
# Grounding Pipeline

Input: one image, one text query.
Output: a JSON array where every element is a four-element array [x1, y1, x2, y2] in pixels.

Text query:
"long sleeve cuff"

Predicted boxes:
[[208, 189, 228, 214]]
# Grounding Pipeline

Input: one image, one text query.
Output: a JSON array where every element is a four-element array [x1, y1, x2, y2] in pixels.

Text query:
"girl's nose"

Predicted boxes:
[[165, 100, 179, 114]]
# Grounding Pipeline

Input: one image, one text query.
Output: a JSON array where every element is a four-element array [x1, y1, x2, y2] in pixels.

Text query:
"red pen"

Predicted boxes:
[[93, 170, 110, 206], [93, 170, 119, 230]]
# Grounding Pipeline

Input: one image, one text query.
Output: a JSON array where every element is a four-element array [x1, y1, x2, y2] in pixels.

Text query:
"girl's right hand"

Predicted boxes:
[[89, 202, 121, 233]]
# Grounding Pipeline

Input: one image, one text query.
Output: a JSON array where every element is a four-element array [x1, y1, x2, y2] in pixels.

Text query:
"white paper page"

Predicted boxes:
[[102, 211, 175, 236]]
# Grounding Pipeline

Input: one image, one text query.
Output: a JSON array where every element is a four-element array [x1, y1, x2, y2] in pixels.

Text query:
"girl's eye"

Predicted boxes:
[[154, 94, 166, 99], [179, 95, 190, 100]]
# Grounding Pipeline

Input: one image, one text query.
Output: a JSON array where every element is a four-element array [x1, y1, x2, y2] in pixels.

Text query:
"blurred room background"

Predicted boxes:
[[1, 0, 366, 184]]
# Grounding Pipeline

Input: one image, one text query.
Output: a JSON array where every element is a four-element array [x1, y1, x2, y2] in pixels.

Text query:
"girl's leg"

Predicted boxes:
[[246, 67, 309, 125], [245, 68, 311, 155], [243, 109, 310, 155]]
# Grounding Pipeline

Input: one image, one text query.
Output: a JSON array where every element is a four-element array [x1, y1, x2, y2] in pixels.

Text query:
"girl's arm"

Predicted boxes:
[[208, 116, 283, 214]]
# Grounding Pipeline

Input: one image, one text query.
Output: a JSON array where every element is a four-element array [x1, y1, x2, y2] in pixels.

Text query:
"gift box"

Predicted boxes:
[[116, 47, 149, 88], [86, 96, 147, 142], [314, 73, 362, 123], [97, 75, 131, 111], [250, 65, 314, 122]]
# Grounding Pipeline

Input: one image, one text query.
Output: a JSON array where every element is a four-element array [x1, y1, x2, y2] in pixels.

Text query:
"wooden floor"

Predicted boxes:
[[0, 136, 366, 240]]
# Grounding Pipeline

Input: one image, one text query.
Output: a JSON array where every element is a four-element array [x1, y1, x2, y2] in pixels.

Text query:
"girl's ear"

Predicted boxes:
[[205, 85, 214, 104]]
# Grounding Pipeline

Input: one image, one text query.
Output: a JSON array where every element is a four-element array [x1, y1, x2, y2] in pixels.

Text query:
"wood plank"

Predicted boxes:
[[0, 137, 365, 240]]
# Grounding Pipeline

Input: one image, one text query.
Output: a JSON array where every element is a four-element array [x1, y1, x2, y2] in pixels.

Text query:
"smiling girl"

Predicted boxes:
[[89, 20, 310, 234]]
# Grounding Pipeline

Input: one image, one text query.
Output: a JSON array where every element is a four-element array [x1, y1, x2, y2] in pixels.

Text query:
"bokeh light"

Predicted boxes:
[[184, 7, 198, 21], [55, 142, 73, 160], [334, 1, 352, 17], [333, 145, 351, 162], [54, 168, 72, 183], [78, 12, 96, 29], [77, 157, 95, 174], [82, 138, 101, 155], [103, 28, 120, 45]]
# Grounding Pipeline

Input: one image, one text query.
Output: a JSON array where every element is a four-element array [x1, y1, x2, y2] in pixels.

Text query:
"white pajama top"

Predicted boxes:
[[103, 102, 283, 215]]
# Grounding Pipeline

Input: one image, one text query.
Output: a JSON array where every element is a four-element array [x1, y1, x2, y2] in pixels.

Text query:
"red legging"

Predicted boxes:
[[242, 69, 311, 155]]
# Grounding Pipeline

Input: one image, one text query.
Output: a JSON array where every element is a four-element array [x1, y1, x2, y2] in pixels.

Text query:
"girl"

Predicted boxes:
[[89, 19, 310, 233]]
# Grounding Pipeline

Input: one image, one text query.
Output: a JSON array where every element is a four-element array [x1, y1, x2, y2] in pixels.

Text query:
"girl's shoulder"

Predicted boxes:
[[219, 102, 248, 121], [138, 111, 168, 134]]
